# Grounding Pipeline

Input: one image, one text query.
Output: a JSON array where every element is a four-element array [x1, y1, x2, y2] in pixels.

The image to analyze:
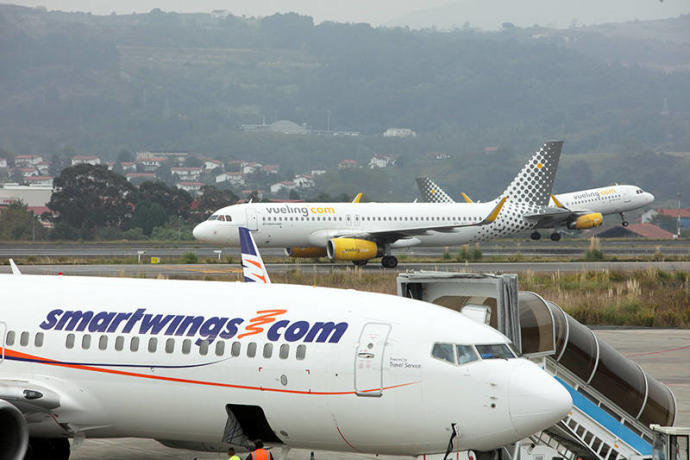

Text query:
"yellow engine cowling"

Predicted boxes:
[[569, 212, 603, 229], [327, 238, 381, 261], [285, 247, 328, 258]]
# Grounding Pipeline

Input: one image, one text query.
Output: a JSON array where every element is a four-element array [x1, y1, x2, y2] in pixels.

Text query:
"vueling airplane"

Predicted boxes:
[[416, 177, 655, 241], [194, 141, 565, 267], [0, 268, 571, 459]]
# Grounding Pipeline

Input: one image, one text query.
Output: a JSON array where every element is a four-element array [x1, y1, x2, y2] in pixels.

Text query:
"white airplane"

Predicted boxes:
[[0, 270, 571, 459], [193, 141, 565, 267], [416, 177, 655, 241]]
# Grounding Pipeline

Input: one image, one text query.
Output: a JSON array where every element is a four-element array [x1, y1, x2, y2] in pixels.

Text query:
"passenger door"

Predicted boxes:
[[0, 322, 5, 364], [354, 322, 391, 397]]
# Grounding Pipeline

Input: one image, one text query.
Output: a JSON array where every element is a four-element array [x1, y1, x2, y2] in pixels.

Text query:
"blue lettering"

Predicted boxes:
[[175, 316, 204, 336], [56, 310, 93, 331], [284, 321, 310, 342], [88, 312, 116, 333], [219, 318, 244, 339], [39, 309, 63, 330], [140, 314, 175, 335], [106, 312, 132, 333], [304, 322, 349, 343], [164, 315, 185, 335], [267, 320, 289, 341], [199, 317, 228, 342], [123, 309, 145, 333]]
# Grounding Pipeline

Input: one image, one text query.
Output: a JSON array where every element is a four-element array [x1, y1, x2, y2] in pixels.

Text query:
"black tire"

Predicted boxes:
[[622, 220, 629, 227], [352, 260, 368, 267], [530, 231, 541, 240], [26, 438, 70, 460], [381, 255, 398, 269], [550, 232, 561, 241]]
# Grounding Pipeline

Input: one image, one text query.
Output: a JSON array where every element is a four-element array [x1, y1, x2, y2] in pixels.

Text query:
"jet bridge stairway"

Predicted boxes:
[[396, 273, 677, 460]]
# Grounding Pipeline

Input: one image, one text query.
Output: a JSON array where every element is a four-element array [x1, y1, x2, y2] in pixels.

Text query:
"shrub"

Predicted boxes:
[[182, 252, 198, 264]]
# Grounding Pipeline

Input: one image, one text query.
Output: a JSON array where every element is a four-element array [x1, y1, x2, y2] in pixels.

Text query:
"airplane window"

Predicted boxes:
[[82, 334, 91, 350], [475, 343, 515, 360], [65, 333, 74, 349], [199, 340, 209, 356], [35, 333, 44, 347], [20, 331, 29, 346], [215, 341, 225, 356], [148, 337, 158, 353], [456, 345, 479, 365], [99, 335, 108, 350], [208, 215, 218, 221], [231, 341, 241, 357], [6, 330, 14, 346], [225, 215, 232, 221], [432, 343, 455, 364], [115, 336, 124, 351], [182, 339, 191, 354], [279, 344, 289, 359], [165, 338, 175, 354], [130, 336, 140, 352], [263, 343, 273, 358], [218, 215, 225, 221], [296, 344, 306, 360], [247, 342, 257, 358]]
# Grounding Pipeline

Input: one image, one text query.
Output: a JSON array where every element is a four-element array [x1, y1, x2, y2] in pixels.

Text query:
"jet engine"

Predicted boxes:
[[327, 238, 381, 261], [285, 247, 328, 258], [0, 399, 28, 460], [568, 212, 603, 229]]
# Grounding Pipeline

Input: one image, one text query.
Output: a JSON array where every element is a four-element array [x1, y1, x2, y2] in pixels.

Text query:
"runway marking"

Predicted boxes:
[[626, 344, 690, 358]]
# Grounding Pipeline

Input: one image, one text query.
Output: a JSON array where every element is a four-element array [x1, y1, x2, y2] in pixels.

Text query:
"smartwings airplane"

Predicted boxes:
[[194, 141, 564, 267], [417, 177, 654, 241], [0, 273, 572, 459]]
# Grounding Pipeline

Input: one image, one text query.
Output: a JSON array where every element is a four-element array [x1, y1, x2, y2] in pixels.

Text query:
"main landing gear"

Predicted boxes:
[[381, 255, 398, 269], [530, 231, 541, 240], [550, 232, 561, 241], [25, 438, 70, 460], [352, 260, 368, 267], [620, 213, 629, 227]]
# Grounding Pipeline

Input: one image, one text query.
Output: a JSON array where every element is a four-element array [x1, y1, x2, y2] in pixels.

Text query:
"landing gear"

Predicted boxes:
[[620, 213, 629, 227], [381, 255, 398, 269], [25, 438, 70, 460], [530, 231, 541, 240], [550, 232, 561, 241], [352, 260, 368, 267]]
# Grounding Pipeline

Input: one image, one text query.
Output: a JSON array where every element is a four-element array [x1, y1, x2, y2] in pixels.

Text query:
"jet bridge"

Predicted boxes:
[[397, 272, 677, 460]]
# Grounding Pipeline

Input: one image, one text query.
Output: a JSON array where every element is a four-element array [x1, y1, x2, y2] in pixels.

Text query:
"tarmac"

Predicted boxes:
[[69, 328, 690, 459]]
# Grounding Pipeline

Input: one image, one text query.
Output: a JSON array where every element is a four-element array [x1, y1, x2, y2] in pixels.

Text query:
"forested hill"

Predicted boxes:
[[0, 4, 689, 170]]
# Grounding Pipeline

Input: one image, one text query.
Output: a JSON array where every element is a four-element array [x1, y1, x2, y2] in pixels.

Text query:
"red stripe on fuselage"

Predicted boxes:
[[1, 348, 418, 396]]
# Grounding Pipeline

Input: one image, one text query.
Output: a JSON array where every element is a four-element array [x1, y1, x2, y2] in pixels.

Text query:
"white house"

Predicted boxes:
[[216, 172, 245, 186], [0, 158, 7, 169], [121, 162, 136, 172], [293, 174, 315, 189], [171, 167, 202, 180], [368, 154, 396, 169], [25, 176, 54, 187], [126, 172, 156, 182], [177, 182, 204, 194], [203, 159, 223, 171], [136, 157, 166, 172], [383, 128, 416, 138], [338, 159, 358, 170], [71, 155, 101, 166], [241, 162, 262, 175], [270, 181, 297, 194], [15, 155, 43, 167]]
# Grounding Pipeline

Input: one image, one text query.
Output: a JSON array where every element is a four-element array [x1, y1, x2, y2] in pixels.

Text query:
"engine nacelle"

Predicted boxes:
[[568, 212, 603, 230], [327, 238, 381, 261], [285, 247, 328, 258], [0, 399, 28, 460]]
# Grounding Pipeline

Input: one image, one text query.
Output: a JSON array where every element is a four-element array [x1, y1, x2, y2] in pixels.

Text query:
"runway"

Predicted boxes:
[[3, 260, 690, 278], [68, 328, 690, 459]]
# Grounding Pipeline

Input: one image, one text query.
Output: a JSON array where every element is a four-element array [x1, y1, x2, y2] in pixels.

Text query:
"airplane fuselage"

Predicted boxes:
[[551, 185, 654, 216]]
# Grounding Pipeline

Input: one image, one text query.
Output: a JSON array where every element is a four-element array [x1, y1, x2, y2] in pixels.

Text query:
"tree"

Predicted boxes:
[[0, 201, 47, 240], [136, 181, 193, 220], [288, 189, 301, 200], [194, 185, 238, 220], [48, 164, 136, 235], [117, 149, 134, 163], [131, 201, 167, 236]]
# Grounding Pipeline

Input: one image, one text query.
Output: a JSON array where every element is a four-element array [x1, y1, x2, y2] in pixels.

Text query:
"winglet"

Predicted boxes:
[[460, 192, 473, 203], [481, 197, 507, 224], [239, 227, 270, 284], [9, 259, 21, 275], [352, 193, 363, 203], [551, 193, 566, 209]]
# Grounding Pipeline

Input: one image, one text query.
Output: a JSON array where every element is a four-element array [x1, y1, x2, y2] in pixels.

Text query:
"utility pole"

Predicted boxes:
[[676, 192, 681, 239]]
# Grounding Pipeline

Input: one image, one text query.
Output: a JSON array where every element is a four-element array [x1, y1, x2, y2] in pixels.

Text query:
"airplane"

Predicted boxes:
[[193, 141, 565, 268], [416, 177, 655, 241], [0, 270, 572, 459]]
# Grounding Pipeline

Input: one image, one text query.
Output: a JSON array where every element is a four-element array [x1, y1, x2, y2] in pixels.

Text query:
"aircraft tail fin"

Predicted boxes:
[[501, 141, 563, 207], [239, 227, 270, 284], [416, 177, 456, 203]]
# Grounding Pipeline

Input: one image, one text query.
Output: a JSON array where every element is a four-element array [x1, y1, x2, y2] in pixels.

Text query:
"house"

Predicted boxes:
[[226, 160, 243, 171], [338, 159, 358, 170], [311, 170, 326, 177], [263, 164, 280, 174], [71, 155, 101, 166], [383, 128, 416, 138], [595, 223, 675, 239], [18, 168, 38, 177], [177, 182, 204, 194], [270, 181, 297, 194], [15, 155, 43, 167], [121, 162, 136, 172], [136, 151, 188, 165], [136, 157, 166, 172], [106, 162, 116, 171], [0, 158, 7, 169], [25, 176, 54, 187], [368, 154, 396, 169], [425, 152, 451, 160], [203, 159, 223, 171], [125, 172, 156, 184], [293, 174, 315, 189], [36, 162, 50, 175], [216, 172, 245, 186], [241, 162, 262, 175], [642, 208, 690, 229], [171, 167, 202, 181]]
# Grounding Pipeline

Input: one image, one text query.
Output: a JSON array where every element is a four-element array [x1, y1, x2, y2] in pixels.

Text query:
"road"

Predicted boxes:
[[67, 328, 690, 459]]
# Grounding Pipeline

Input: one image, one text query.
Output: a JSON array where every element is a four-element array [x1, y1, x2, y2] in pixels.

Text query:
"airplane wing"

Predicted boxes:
[[333, 197, 507, 242], [523, 207, 573, 227], [239, 227, 270, 284]]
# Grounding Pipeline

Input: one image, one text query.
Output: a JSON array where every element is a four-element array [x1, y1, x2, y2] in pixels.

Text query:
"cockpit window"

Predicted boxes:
[[456, 345, 480, 365], [224, 215, 232, 221], [432, 343, 455, 364], [208, 215, 218, 221], [476, 343, 515, 360], [218, 215, 225, 221]]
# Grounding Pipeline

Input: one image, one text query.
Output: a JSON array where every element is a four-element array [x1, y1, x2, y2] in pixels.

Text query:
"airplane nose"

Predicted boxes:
[[193, 222, 208, 242], [508, 364, 572, 436], [646, 192, 655, 204]]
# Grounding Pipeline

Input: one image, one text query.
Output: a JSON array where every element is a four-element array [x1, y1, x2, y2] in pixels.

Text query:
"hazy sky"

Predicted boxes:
[[10, 0, 690, 28]]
